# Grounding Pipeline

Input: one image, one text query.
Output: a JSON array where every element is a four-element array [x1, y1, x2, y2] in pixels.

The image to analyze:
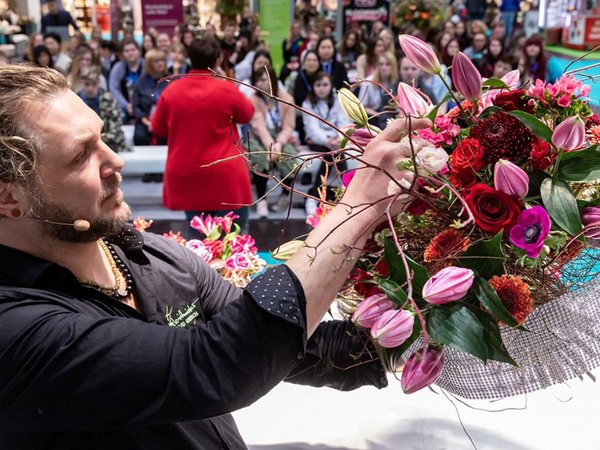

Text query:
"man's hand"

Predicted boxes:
[[342, 116, 432, 221]]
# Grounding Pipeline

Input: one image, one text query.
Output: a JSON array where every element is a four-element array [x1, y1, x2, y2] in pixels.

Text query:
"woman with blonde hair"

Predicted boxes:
[[357, 51, 398, 128], [132, 49, 168, 145], [67, 45, 106, 93]]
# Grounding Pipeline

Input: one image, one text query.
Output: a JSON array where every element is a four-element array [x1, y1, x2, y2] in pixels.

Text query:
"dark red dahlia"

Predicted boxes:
[[586, 113, 600, 130], [470, 112, 536, 164], [492, 89, 534, 113], [528, 139, 555, 172]]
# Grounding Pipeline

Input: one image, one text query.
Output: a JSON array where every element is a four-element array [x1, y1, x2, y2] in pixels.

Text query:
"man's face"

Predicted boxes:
[[224, 25, 236, 41], [47, 0, 58, 14], [156, 33, 170, 52], [45, 37, 60, 56], [400, 58, 421, 84], [21, 90, 130, 243], [318, 39, 334, 61], [122, 43, 140, 63]]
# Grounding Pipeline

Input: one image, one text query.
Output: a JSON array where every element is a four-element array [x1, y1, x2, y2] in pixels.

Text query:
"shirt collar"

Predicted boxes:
[[0, 224, 146, 288]]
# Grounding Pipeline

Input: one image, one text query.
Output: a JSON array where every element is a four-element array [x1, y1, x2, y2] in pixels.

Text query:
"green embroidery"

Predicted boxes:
[[164, 298, 199, 327]]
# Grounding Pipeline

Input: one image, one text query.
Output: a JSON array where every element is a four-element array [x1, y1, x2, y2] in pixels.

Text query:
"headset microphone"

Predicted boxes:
[[29, 216, 91, 231]]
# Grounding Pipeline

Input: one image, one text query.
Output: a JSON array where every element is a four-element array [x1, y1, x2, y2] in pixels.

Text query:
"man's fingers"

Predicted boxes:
[[374, 116, 432, 144]]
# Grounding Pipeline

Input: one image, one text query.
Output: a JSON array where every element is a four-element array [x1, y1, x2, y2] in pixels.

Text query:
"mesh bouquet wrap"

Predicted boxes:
[[276, 34, 600, 399]]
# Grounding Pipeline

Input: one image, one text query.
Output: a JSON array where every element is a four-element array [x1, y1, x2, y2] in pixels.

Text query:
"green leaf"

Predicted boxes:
[[464, 305, 518, 366], [478, 105, 503, 120], [541, 178, 583, 236], [482, 78, 509, 89], [472, 276, 519, 327], [508, 110, 553, 143], [458, 232, 505, 279], [526, 171, 550, 198], [340, 127, 353, 149], [378, 279, 408, 307], [384, 238, 430, 294], [427, 304, 490, 362], [556, 146, 600, 182], [425, 93, 453, 121]]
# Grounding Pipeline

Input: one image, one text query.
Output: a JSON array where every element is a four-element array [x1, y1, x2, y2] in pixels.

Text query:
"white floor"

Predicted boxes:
[[233, 368, 600, 450]]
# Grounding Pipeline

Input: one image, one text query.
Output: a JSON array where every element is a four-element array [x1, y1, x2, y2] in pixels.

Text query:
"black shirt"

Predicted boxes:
[[41, 11, 79, 33], [0, 226, 386, 449]]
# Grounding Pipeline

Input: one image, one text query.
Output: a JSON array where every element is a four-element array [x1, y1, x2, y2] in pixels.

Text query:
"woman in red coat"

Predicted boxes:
[[152, 38, 254, 230]]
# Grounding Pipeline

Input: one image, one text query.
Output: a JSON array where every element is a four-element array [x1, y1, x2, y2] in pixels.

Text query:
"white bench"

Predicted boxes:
[[120, 145, 167, 176]]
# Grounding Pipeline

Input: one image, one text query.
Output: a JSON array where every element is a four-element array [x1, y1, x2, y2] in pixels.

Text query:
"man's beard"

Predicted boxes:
[[28, 175, 131, 243]]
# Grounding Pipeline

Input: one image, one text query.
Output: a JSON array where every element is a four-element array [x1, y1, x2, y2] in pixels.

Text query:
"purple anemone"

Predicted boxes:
[[509, 206, 551, 258]]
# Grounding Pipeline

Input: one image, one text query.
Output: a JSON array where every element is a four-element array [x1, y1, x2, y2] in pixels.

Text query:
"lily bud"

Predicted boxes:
[[422, 266, 474, 304], [398, 35, 442, 75], [581, 206, 600, 240], [271, 240, 305, 261], [370, 309, 415, 348], [552, 116, 586, 150], [494, 159, 529, 198], [342, 125, 381, 148], [452, 52, 482, 101], [338, 88, 369, 126], [401, 346, 445, 394], [502, 69, 521, 90], [396, 82, 431, 116], [352, 293, 395, 328]]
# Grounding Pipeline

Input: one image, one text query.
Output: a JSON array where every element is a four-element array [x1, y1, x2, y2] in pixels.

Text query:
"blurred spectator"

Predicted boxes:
[[358, 52, 398, 129], [155, 32, 172, 67], [301, 71, 352, 214], [41, 0, 79, 34], [99, 39, 117, 79], [283, 19, 305, 72], [476, 38, 504, 77], [32, 45, 54, 68], [299, 29, 320, 60], [469, 20, 488, 39], [204, 23, 217, 39], [369, 21, 385, 39], [521, 35, 547, 83], [317, 36, 348, 91], [378, 28, 395, 54], [142, 33, 156, 57], [436, 32, 454, 54], [466, 0, 486, 21], [490, 22, 506, 42], [0, 49, 8, 66], [455, 21, 469, 49], [356, 37, 385, 80], [44, 32, 72, 74], [181, 29, 195, 50], [493, 54, 515, 78], [247, 65, 298, 217], [152, 38, 255, 232], [442, 20, 456, 35], [66, 32, 87, 59], [169, 43, 190, 75], [464, 32, 487, 60], [67, 44, 107, 93], [398, 56, 436, 102], [337, 30, 365, 83], [500, 0, 520, 41], [420, 47, 451, 104], [90, 26, 102, 43], [239, 49, 286, 97], [220, 21, 238, 77], [109, 39, 144, 124], [25, 32, 44, 62], [78, 66, 129, 153], [293, 49, 320, 106], [132, 49, 168, 145]]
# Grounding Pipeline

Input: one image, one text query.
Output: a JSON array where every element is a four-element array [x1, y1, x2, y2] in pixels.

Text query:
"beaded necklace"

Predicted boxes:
[[79, 240, 134, 300]]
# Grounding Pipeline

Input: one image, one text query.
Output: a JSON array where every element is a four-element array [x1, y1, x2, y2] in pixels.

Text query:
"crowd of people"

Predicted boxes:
[[0, 2, 549, 224]]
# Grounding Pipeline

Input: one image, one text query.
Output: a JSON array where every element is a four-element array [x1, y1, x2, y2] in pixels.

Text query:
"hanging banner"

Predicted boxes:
[[141, 0, 183, 34], [343, 0, 391, 32]]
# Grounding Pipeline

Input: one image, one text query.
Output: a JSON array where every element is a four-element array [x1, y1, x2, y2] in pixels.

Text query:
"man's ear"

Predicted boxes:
[[0, 182, 24, 218]]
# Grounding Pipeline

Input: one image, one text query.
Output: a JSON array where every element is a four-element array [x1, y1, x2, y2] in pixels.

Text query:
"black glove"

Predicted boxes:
[[285, 320, 388, 391]]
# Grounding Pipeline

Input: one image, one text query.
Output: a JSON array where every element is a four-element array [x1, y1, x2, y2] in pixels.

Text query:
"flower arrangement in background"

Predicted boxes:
[[284, 34, 600, 395], [133, 214, 266, 287], [393, 0, 444, 33]]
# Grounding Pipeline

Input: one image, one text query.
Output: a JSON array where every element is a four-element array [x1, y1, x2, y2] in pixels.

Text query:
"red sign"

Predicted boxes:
[[141, 0, 183, 35]]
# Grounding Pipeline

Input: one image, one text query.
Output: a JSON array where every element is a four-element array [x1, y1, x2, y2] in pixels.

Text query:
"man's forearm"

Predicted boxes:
[[286, 204, 377, 336]]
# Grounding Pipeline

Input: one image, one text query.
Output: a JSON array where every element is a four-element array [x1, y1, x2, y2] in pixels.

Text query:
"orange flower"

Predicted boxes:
[[489, 275, 533, 325], [424, 229, 471, 271]]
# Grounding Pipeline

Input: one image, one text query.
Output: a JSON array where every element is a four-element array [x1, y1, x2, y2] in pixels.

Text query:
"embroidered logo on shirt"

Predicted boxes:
[[164, 298, 199, 327]]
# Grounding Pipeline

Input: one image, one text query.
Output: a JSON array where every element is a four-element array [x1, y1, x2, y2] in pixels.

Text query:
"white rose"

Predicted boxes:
[[415, 146, 449, 174], [398, 136, 430, 158]]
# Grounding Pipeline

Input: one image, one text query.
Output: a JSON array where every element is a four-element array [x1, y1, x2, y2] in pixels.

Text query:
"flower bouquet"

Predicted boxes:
[[133, 213, 266, 287], [293, 35, 600, 399]]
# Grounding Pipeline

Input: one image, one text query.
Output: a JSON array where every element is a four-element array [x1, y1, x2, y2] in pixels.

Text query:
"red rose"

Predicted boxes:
[[451, 139, 485, 175], [465, 183, 522, 234], [492, 89, 534, 113], [529, 139, 555, 172]]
